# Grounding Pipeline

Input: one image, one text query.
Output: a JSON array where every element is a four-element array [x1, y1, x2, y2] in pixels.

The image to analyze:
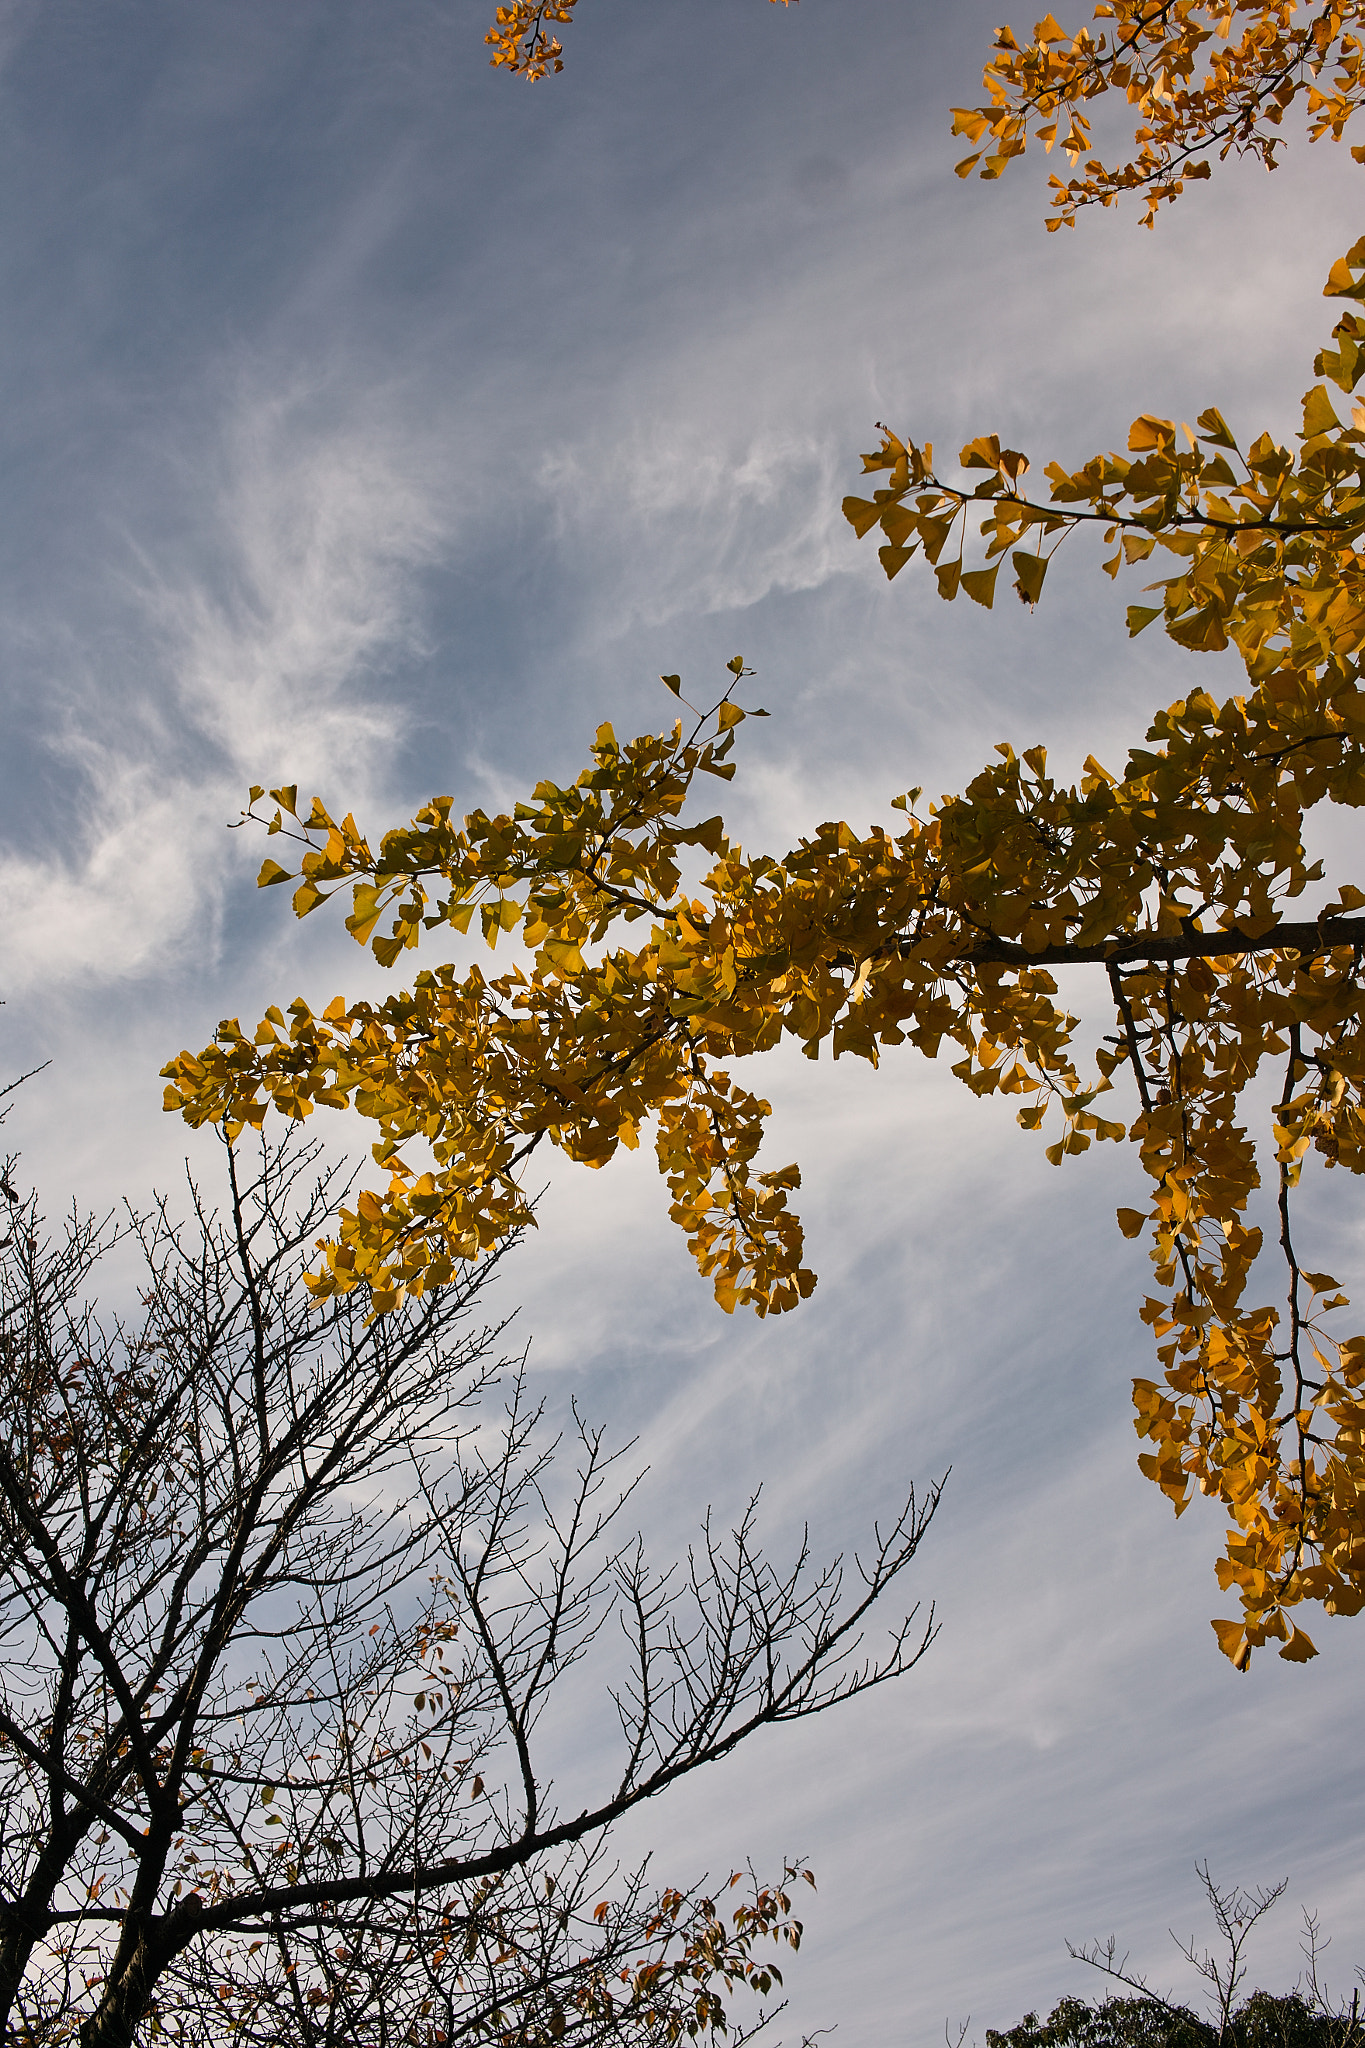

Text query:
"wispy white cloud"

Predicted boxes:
[[538, 417, 850, 628], [145, 373, 448, 770], [1, 369, 450, 991]]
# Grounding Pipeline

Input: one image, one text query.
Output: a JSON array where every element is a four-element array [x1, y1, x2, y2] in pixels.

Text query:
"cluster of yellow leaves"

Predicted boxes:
[[165, 671, 815, 1321], [165, 246, 1365, 1664], [484, 0, 796, 82], [485, 2, 579, 81], [845, 234, 1365, 654], [952, 3, 1365, 226]]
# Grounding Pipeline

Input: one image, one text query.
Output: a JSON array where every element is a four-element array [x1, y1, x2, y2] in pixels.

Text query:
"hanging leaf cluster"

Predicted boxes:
[[484, 2, 579, 80], [951, 3, 1365, 227]]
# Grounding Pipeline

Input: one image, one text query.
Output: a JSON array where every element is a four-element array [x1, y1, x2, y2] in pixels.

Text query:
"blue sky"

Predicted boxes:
[[3, 3, 1365, 2040]]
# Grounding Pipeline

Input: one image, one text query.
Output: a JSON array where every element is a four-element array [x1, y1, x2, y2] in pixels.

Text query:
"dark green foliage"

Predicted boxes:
[[987, 1996, 1211, 2048], [988, 1992, 1351, 2048], [1237, 1991, 1356, 2048]]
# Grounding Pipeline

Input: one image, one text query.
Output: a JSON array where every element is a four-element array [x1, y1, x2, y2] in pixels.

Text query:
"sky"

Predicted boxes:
[[3, 1, 1365, 2041]]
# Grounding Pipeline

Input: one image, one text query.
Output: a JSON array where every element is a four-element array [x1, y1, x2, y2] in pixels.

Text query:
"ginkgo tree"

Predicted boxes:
[[166, 10, 1365, 1670]]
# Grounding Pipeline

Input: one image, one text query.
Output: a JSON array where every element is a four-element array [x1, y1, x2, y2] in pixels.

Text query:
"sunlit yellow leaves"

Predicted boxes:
[[484, 2, 577, 79], [167, 561, 1365, 1656], [847, 244, 1365, 729], [158, 110, 1365, 1675], [165, 677, 827, 1321], [953, 4, 1365, 228]]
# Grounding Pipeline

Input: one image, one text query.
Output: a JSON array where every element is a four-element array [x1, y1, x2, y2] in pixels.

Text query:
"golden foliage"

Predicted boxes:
[[165, 247, 1365, 1666], [952, 3, 1365, 227], [840, 240, 1365, 1664], [167, 1, 1365, 1668], [485, 3, 578, 81], [844, 234, 1365, 660]]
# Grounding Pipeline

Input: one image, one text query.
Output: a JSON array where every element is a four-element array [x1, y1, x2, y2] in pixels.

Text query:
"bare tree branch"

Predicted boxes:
[[0, 1135, 939, 2047]]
